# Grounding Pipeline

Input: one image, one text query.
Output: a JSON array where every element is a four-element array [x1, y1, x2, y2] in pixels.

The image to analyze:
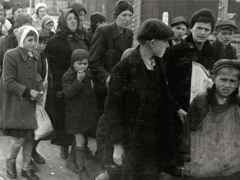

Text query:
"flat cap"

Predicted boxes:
[[137, 18, 176, 41], [212, 59, 240, 74], [170, 16, 189, 28], [215, 19, 238, 31]]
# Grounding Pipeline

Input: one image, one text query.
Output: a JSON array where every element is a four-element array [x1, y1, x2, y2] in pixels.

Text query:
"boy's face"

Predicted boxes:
[[73, 59, 88, 72], [171, 23, 187, 39], [216, 29, 235, 46], [35, 39, 48, 53], [191, 22, 212, 44], [23, 35, 37, 52], [45, 21, 54, 31], [151, 39, 169, 58], [213, 68, 240, 98]]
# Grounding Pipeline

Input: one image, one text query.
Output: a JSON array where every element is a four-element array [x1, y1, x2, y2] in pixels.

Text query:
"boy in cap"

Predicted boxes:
[[102, 18, 185, 180], [212, 19, 238, 60], [169, 16, 189, 46], [180, 59, 240, 180], [163, 9, 217, 161]]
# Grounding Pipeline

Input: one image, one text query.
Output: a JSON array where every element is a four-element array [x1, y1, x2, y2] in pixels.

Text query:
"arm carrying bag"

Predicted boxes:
[[34, 59, 53, 140]]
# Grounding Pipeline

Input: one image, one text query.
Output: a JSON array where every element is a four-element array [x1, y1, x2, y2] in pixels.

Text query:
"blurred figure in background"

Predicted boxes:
[[41, 16, 55, 37], [0, 8, 12, 37], [7, 2, 23, 25]]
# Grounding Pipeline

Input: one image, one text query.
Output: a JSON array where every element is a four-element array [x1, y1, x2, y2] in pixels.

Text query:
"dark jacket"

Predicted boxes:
[[0, 47, 41, 130], [89, 22, 133, 84], [104, 47, 180, 173], [212, 40, 238, 61], [62, 67, 98, 134], [163, 34, 217, 111]]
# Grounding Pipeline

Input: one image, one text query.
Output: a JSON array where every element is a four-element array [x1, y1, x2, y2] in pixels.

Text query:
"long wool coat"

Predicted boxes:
[[0, 47, 41, 130], [104, 47, 180, 176], [62, 67, 98, 134]]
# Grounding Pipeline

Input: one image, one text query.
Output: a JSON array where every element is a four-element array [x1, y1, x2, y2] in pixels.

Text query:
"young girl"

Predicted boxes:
[[62, 49, 98, 180], [0, 25, 42, 180], [180, 59, 240, 179]]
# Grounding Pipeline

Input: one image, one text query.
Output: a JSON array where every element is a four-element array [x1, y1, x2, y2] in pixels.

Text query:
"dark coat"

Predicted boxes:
[[62, 67, 98, 134], [0, 47, 41, 130], [104, 47, 180, 175], [89, 22, 133, 84], [211, 40, 238, 61], [163, 34, 217, 111]]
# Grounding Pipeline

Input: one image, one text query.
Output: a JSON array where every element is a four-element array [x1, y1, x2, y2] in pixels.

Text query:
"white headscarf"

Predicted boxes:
[[16, 26, 39, 48]]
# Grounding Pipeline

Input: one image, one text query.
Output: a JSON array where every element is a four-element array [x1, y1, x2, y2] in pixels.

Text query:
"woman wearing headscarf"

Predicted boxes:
[[45, 8, 88, 174]]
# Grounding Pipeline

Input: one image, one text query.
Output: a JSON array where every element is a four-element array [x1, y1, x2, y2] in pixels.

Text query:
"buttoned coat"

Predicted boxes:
[[89, 22, 133, 84], [0, 47, 41, 130]]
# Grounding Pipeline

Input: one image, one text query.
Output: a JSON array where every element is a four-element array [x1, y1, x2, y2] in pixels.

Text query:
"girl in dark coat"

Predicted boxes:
[[62, 49, 98, 179], [0, 26, 42, 180], [44, 8, 89, 173]]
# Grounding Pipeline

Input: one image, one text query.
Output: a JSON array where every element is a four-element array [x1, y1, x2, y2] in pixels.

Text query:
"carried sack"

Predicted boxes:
[[34, 59, 53, 140]]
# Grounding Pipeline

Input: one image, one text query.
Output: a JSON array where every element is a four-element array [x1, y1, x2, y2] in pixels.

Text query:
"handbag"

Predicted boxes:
[[34, 59, 53, 140]]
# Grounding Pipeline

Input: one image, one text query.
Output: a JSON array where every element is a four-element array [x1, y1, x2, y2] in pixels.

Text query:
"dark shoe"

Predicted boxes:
[[60, 146, 69, 160], [30, 159, 39, 172], [6, 159, 17, 179], [21, 169, 39, 180], [65, 159, 79, 173], [32, 152, 45, 164], [79, 167, 89, 180]]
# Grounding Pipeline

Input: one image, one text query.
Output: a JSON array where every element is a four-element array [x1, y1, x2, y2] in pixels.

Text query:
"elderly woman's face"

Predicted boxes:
[[38, 7, 47, 19], [66, 12, 78, 32], [116, 10, 132, 29]]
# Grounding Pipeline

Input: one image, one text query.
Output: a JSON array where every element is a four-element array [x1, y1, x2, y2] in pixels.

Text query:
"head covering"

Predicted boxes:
[[212, 59, 240, 74], [113, 0, 133, 19], [215, 19, 238, 31], [90, 12, 106, 30], [71, 49, 89, 66], [190, 8, 216, 32], [58, 8, 79, 34], [170, 16, 189, 28], [38, 29, 51, 40], [68, 2, 87, 14], [41, 16, 54, 29], [35, 3, 47, 14], [16, 26, 39, 48], [12, 2, 23, 15], [137, 18, 176, 42]]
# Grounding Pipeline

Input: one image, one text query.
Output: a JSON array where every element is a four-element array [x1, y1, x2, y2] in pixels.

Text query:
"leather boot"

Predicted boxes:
[[75, 146, 89, 180], [60, 146, 69, 160], [65, 141, 79, 173], [6, 158, 17, 179]]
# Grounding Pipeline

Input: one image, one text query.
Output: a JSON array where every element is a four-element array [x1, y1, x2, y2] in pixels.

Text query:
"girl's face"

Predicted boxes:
[[35, 40, 48, 53], [213, 68, 240, 98], [78, 10, 86, 25], [45, 21, 54, 31], [115, 10, 133, 29], [23, 35, 37, 52], [14, 8, 23, 20], [66, 13, 78, 32], [38, 7, 47, 19], [73, 59, 88, 72]]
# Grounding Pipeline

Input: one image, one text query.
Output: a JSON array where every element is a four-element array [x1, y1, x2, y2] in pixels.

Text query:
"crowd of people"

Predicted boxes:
[[0, 0, 240, 180]]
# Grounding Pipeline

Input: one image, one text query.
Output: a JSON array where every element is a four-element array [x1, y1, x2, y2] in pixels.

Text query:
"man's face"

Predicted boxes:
[[171, 23, 187, 39], [216, 29, 235, 46], [190, 22, 212, 44]]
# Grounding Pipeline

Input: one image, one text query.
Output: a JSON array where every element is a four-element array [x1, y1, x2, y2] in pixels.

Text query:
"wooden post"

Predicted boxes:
[[218, 0, 228, 20]]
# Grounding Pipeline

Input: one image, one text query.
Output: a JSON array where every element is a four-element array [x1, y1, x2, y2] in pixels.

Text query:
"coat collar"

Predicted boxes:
[[111, 22, 132, 40], [17, 47, 39, 62]]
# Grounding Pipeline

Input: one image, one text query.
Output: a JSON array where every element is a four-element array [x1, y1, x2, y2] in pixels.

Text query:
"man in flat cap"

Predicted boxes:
[[103, 18, 185, 180], [169, 16, 189, 46], [212, 19, 238, 60]]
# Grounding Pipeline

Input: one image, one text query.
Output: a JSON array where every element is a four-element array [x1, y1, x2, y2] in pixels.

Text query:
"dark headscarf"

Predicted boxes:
[[58, 8, 79, 35]]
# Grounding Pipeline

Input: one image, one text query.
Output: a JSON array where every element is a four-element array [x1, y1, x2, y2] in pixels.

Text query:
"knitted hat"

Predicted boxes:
[[38, 29, 51, 40], [35, 3, 47, 14], [68, 2, 87, 14], [170, 16, 189, 28], [90, 12, 106, 28], [16, 26, 39, 48], [137, 18, 176, 42], [212, 59, 240, 74], [113, 0, 133, 19], [12, 2, 23, 15], [41, 16, 54, 29], [71, 49, 89, 66], [215, 19, 238, 31], [190, 8, 216, 32]]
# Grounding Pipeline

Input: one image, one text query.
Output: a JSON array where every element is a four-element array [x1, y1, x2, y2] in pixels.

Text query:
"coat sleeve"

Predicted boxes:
[[104, 59, 129, 145], [89, 26, 110, 84], [62, 73, 84, 99], [3, 52, 26, 97]]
